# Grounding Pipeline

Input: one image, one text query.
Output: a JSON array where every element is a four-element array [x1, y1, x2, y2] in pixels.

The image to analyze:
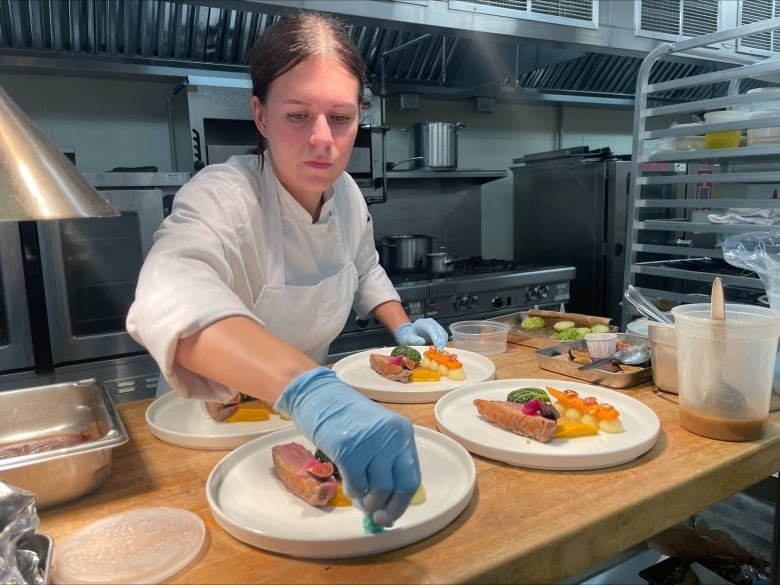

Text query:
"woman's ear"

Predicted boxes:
[[251, 96, 267, 137]]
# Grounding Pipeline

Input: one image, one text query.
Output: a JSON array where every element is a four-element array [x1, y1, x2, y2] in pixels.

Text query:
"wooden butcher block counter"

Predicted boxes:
[[38, 343, 780, 584]]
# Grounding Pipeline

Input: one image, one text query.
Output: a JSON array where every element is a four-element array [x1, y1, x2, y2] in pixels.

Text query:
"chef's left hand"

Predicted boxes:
[[395, 318, 448, 350]]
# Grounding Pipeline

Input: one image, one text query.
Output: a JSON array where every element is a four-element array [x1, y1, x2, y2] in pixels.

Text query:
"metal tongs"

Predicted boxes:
[[624, 285, 674, 324]]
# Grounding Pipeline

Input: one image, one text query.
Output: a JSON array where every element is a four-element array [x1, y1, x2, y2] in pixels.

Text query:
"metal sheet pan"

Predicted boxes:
[[535, 334, 653, 389]]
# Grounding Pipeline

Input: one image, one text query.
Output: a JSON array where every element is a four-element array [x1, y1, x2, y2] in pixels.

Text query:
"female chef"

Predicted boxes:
[[126, 11, 448, 527]]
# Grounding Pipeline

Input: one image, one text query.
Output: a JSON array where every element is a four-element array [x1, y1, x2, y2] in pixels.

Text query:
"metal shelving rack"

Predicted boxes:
[[622, 17, 780, 327]]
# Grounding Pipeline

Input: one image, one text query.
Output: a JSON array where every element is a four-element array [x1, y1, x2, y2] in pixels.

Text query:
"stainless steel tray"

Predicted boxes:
[[17, 532, 53, 585], [0, 379, 128, 509], [489, 311, 618, 350], [535, 334, 652, 389]]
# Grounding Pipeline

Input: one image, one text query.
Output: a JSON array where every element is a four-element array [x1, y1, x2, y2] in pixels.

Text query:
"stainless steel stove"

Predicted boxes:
[[327, 261, 576, 362]]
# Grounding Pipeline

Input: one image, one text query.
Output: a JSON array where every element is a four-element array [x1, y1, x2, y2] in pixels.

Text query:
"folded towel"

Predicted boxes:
[[708, 208, 780, 225]]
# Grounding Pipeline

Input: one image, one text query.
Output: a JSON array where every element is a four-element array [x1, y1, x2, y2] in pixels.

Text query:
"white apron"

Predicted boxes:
[[156, 160, 358, 397], [251, 165, 358, 365]]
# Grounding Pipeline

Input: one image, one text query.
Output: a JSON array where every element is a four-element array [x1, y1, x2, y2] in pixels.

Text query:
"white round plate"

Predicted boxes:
[[145, 392, 294, 450], [206, 425, 476, 558], [435, 378, 660, 471], [331, 345, 496, 403]]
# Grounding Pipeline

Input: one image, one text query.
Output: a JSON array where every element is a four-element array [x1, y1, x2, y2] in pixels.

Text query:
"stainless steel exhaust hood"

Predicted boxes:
[[0, 0, 775, 106]]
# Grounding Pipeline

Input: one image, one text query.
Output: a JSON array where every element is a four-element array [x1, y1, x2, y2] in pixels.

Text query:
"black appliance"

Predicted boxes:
[[512, 147, 633, 324]]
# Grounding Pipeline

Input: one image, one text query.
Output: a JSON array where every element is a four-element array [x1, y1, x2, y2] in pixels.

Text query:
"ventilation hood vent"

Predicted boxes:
[[0, 0, 775, 105]]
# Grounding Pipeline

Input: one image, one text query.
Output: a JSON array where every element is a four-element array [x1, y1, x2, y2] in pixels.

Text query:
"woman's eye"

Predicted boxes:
[[331, 114, 352, 124], [287, 112, 307, 121]]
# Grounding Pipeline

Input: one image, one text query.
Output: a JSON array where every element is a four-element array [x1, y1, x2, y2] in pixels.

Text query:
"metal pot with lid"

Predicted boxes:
[[380, 234, 436, 274]]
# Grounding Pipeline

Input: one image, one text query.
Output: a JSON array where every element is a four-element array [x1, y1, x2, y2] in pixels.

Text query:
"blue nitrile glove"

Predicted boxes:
[[275, 366, 421, 527], [395, 318, 448, 350]]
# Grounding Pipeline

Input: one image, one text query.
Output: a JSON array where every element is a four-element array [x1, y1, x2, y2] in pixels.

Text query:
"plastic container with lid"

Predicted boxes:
[[51, 507, 206, 584], [704, 110, 748, 148], [746, 110, 780, 146], [449, 320, 509, 356]]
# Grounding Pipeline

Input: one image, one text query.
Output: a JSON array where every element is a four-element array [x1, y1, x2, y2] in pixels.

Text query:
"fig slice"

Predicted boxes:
[[307, 461, 335, 479]]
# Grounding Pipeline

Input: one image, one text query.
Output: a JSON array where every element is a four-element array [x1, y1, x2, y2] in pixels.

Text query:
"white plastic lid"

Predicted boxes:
[[51, 507, 205, 584]]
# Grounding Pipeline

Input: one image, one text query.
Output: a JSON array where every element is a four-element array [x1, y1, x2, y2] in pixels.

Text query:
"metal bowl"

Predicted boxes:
[[0, 379, 128, 509], [647, 322, 678, 394]]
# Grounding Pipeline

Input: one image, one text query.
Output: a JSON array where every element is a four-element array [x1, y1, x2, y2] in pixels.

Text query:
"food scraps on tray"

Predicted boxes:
[[564, 342, 648, 373], [473, 385, 624, 443], [370, 345, 466, 383], [518, 310, 614, 341]]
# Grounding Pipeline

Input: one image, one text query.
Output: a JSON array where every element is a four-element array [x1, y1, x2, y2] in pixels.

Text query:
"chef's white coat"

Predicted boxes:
[[126, 154, 399, 401]]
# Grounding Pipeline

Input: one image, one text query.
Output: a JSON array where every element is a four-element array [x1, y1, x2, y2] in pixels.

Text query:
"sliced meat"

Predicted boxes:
[[369, 353, 412, 383], [0, 433, 89, 459], [204, 393, 241, 422], [272, 442, 338, 506], [473, 399, 558, 443]]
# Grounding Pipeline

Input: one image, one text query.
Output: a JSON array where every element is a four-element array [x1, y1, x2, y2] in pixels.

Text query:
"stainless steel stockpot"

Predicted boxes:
[[380, 234, 436, 274], [412, 122, 464, 169]]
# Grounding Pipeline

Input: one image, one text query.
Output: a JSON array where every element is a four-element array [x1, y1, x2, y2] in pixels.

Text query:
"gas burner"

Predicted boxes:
[[444, 257, 512, 277], [390, 272, 431, 285]]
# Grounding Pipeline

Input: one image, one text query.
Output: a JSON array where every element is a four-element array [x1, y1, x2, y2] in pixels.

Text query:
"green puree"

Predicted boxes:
[[363, 512, 385, 534]]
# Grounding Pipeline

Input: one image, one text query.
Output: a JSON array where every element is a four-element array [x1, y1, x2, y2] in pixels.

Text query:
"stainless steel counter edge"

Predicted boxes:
[[386, 169, 508, 183]]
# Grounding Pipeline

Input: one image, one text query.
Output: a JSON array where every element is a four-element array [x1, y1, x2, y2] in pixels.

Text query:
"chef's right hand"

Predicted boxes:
[[275, 366, 421, 527]]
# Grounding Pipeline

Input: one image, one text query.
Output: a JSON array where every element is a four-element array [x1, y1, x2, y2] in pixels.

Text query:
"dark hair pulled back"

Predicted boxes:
[[248, 11, 368, 157]]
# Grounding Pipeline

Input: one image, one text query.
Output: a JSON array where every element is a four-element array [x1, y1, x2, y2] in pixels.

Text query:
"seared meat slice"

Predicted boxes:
[[204, 392, 241, 422], [473, 399, 558, 443], [272, 442, 338, 506], [369, 353, 413, 383], [0, 423, 101, 459]]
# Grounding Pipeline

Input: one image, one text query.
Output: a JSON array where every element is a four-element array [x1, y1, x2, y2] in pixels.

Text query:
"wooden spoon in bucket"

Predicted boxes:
[[710, 277, 745, 409], [711, 277, 725, 320]]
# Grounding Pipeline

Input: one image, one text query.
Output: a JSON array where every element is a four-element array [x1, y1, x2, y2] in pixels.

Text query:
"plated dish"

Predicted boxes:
[[435, 378, 660, 470], [206, 425, 476, 558], [332, 345, 496, 403], [145, 392, 294, 450]]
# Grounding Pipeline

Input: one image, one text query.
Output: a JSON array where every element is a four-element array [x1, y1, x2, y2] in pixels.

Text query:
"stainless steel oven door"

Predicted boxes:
[[0, 223, 34, 372], [37, 189, 164, 365]]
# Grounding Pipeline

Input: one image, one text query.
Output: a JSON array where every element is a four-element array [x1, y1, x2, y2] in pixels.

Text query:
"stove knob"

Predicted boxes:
[[526, 287, 540, 301], [492, 296, 504, 309], [467, 295, 479, 308], [453, 296, 468, 310], [537, 285, 550, 299], [356, 318, 370, 330]]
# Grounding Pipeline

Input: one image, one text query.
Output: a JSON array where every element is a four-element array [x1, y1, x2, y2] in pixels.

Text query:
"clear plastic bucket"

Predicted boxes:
[[671, 303, 780, 441]]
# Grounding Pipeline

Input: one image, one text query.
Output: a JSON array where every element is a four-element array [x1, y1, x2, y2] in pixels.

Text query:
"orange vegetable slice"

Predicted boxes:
[[408, 368, 442, 382], [423, 346, 463, 369], [554, 421, 599, 439], [223, 407, 270, 423], [546, 386, 620, 419]]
